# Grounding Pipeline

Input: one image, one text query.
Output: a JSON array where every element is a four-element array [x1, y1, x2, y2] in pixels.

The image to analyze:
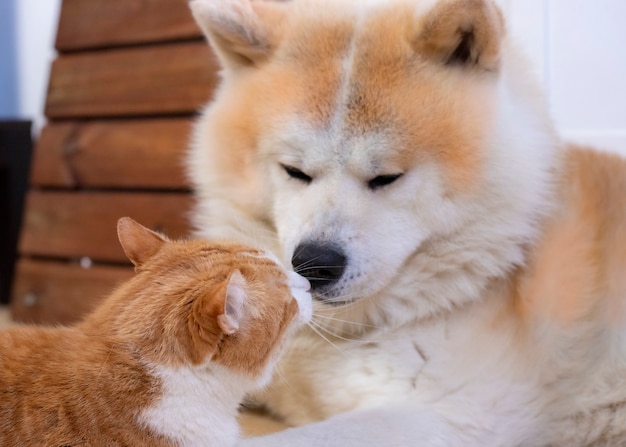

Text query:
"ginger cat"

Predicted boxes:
[[0, 217, 311, 447]]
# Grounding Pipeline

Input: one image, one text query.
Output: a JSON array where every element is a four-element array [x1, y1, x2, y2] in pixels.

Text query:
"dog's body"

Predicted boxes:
[[187, 0, 626, 445]]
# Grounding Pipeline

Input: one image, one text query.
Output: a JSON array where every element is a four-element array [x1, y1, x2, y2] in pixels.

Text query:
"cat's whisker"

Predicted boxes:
[[306, 321, 347, 355], [309, 317, 388, 347], [294, 264, 345, 274], [96, 343, 115, 381], [312, 313, 377, 329], [292, 261, 328, 276], [312, 290, 363, 309], [310, 325, 372, 344], [270, 363, 303, 400], [230, 218, 280, 253], [309, 317, 391, 344]]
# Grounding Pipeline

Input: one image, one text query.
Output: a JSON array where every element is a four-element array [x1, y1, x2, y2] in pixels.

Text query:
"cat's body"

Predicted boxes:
[[0, 218, 311, 447], [1, 325, 166, 446]]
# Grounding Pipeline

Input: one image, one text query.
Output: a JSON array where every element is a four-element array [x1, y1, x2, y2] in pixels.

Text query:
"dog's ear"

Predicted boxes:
[[190, 0, 286, 70], [414, 0, 505, 72]]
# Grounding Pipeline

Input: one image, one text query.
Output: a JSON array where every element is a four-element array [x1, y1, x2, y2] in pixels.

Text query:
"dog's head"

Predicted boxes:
[[190, 0, 557, 316]]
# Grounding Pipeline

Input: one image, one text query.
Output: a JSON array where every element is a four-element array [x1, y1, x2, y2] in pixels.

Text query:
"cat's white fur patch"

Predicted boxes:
[[138, 365, 251, 447], [287, 271, 313, 324]]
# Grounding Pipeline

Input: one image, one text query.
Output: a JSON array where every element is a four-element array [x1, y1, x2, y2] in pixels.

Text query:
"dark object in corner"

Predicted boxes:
[[0, 121, 32, 304]]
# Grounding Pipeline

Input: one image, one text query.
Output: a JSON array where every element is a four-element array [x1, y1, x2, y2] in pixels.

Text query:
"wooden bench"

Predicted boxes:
[[11, 0, 217, 324]]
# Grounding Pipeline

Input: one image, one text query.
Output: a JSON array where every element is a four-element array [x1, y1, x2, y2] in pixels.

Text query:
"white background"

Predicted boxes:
[[500, 0, 626, 155], [4, 0, 626, 156], [2, 0, 61, 133]]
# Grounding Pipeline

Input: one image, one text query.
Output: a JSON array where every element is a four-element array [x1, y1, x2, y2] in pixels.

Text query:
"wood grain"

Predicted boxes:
[[56, 0, 202, 51], [19, 191, 193, 262], [11, 259, 133, 325], [46, 42, 219, 118], [31, 120, 192, 189], [29, 122, 79, 187]]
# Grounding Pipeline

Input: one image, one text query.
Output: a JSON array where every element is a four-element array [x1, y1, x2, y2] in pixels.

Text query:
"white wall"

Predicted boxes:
[[548, 1, 626, 154], [13, 0, 61, 134], [502, 0, 626, 156]]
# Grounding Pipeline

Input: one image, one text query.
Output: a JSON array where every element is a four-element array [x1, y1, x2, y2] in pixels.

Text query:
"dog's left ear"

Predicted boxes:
[[414, 0, 505, 72], [190, 0, 286, 70]]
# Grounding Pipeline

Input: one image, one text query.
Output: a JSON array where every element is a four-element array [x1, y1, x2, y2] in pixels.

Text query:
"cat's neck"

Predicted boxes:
[[139, 362, 254, 446]]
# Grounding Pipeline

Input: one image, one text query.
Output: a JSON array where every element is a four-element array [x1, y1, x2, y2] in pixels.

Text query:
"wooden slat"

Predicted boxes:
[[28, 122, 78, 187], [46, 41, 219, 118], [56, 0, 201, 51], [19, 191, 193, 262], [31, 120, 192, 189], [11, 259, 133, 325]]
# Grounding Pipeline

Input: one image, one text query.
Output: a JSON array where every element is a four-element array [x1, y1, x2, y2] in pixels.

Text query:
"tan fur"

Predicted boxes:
[[518, 146, 626, 328], [0, 218, 300, 446]]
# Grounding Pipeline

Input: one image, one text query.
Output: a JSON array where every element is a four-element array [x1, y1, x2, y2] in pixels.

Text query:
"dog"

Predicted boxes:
[[187, 0, 626, 445]]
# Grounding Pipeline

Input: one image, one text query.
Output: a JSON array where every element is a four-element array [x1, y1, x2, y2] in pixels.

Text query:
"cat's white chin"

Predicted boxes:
[[287, 271, 313, 324], [287, 271, 311, 290]]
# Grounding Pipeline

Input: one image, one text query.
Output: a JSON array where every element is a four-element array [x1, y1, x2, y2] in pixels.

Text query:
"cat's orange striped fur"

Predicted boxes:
[[0, 217, 311, 446]]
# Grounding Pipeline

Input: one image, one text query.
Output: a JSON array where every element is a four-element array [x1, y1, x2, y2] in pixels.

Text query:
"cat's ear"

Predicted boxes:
[[217, 270, 247, 335], [117, 217, 168, 268], [189, 0, 286, 70], [414, 0, 505, 72]]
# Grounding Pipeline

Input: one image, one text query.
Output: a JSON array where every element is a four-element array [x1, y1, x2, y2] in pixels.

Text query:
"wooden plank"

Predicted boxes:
[[29, 123, 79, 187], [11, 259, 133, 325], [56, 0, 202, 51], [45, 42, 219, 118], [19, 191, 193, 262], [31, 120, 192, 189]]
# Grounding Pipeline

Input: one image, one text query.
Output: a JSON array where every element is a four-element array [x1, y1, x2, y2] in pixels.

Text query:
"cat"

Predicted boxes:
[[0, 217, 312, 447]]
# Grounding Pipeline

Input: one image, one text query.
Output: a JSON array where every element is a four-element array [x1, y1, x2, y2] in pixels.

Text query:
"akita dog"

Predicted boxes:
[[187, 0, 626, 445]]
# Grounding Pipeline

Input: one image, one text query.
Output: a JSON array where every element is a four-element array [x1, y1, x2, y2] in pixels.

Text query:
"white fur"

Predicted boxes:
[[139, 364, 249, 447], [287, 271, 313, 324], [188, 0, 626, 445]]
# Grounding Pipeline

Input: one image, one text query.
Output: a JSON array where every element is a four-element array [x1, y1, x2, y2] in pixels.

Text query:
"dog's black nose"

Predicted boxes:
[[291, 242, 347, 291]]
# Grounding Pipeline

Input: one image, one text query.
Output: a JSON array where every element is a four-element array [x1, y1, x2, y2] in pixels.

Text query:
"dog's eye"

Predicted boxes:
[[281, 164, 313, 184], [368, 174, 403, 190]]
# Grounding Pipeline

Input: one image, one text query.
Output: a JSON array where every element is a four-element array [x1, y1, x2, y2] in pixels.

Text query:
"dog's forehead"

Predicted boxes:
[[265, 6, 423, 169], [269, 116, 402, 175], [256, 0, 494, 189], [277, 3, 420, 127]]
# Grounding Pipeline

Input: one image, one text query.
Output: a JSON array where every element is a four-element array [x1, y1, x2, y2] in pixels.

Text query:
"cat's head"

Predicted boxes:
[[113, 217, 311, 382]]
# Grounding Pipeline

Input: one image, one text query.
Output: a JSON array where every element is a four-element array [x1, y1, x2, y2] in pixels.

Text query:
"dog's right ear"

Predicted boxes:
[[414, 0, 505, 72], [190, 0, 286, 70]]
